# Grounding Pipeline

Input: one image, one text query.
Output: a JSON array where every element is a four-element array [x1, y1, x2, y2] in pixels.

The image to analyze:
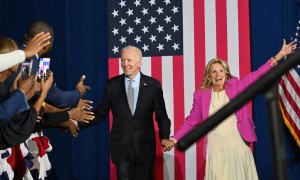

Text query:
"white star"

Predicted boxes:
[[119, 18, 126, 26], [164, 0, 171, 5], [141, 8, 148, 15], [171, 6, 179, 14], [134, 35, 142, 43], [141, 26, 149, 34], [164, 16, 171, 24], [134, 17, 141, 25], [119, 0, 126, 8], [141, 44, 149, 52], [111, 10, 119, 17], [172, 42, 179, 51], [112, 28, 119, 36], [157, 25, 164, 33], [156, 7, 164, 15], [133, 0, 141, 7], [172, 24, 179, 32], [127, 27, 134, 34], [126, 9, 134, 16], [164, 34, 172, 42], [157, 43, 164, 51], [149, 35, 157, 42], [119, 36, 127, 44], [149, 0, 156, 6], [112, 46, 119, 54], [149, 16, 156, 24]]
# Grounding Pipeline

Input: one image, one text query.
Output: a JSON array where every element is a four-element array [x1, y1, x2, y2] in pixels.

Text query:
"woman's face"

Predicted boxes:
[[209, 63, 227, 91]]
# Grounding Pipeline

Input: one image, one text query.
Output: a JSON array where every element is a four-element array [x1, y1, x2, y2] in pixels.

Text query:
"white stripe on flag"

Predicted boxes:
[[183, 0, 197, 180], [162, 56, 175, 180], [141, 57, 152, 76], [205, 0, 217, 62], [279, 74, 300, 128], [226, 0, 240, 77]]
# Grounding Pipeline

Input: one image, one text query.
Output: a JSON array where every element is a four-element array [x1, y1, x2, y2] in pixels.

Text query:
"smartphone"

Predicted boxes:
[[38, 58, 51, 80], [20, 60, 33, 79]]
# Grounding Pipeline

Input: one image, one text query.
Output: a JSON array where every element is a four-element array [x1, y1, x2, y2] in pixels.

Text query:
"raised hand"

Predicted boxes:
[[23, 32, 51, 58], [76, 75, 90, 97]]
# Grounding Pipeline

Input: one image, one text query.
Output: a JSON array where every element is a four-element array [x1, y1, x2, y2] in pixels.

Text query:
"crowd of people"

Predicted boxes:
[[0, 21, 94, 179], [0, 20, 297, 180]]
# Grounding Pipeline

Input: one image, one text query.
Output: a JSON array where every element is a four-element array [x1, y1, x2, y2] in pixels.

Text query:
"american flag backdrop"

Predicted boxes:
[[279, 20, 300, 148], [107, 0, 251, 179]]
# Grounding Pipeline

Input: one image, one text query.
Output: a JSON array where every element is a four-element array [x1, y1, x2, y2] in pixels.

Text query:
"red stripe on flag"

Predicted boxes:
[[173, 55, 185, 180], [279, 77, 300, 119], [151, 56, 164, 180], [194, 0, 206, 89], [108, 58, 119, 180], [285, 72, 300, 97], [237, 0, 253, 125], [238, 0, 251, 78], [216, 0, 228, 61], [279, 98, 300, 136], [194, 1, 206, 179]]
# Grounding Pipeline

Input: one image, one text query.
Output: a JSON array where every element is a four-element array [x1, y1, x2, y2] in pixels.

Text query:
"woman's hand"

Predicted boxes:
[[277, 39, 297, 60]]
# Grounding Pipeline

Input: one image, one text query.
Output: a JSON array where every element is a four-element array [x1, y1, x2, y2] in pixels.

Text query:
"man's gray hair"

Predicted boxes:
[[120, 46, 142, 60]]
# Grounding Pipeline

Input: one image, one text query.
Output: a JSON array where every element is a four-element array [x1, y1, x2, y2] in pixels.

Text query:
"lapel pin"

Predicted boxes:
[[144, 83, 147, 86]]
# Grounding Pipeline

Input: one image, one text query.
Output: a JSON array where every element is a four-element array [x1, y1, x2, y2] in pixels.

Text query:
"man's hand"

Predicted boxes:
[[161, 139, 176, 152], [68, 107, 95, 123], [77, 99, 93, 110], [23, 32, 51, 58], [58, 120, 79, 137], [76, 75, 90, 97]]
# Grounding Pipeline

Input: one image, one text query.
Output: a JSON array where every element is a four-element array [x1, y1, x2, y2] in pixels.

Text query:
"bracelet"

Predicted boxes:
[[272, 56, 278, 61], [169, 138, 177, 145]]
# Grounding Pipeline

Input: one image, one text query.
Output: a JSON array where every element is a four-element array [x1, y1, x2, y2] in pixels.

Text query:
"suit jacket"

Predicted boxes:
[[173, 61, 272, 157], [80, 73, 171, 164]]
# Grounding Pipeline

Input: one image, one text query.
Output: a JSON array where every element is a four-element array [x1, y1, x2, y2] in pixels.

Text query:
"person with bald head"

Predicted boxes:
[[79, 46, 171, 180]]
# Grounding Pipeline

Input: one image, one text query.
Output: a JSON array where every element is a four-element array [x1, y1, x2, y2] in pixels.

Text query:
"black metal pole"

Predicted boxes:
[[265, 83, 287, 180]]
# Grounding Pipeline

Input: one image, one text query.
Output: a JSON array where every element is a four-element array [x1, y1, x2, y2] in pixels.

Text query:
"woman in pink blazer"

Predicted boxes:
[[163, 40, 296, 180]]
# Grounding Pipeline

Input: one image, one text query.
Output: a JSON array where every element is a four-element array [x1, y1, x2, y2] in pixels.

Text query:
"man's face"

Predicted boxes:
[[121, 48, 141, 79]]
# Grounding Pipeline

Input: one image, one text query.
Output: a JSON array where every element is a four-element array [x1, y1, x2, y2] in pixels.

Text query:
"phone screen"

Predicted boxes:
[[38, 58, 51, 80], [20, 60, 33, 79]]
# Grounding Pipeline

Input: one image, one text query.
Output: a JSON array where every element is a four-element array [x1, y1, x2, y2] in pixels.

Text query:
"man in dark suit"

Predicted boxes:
[[80, 46, 171, 180]]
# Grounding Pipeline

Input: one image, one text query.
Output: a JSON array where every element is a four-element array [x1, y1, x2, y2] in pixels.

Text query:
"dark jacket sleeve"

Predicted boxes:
[[42, 111, 69, 127], [0, 107, 37, 150], [153, 80, 171, 140], [0, 90, 29, 121], [45, 84, 81, 108]]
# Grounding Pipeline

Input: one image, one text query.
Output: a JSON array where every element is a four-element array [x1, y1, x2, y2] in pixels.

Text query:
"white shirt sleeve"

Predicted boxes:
[[0, 50, 26, 72]]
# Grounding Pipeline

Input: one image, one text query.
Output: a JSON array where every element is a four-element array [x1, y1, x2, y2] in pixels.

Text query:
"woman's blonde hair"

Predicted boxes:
[[0, 38, 18, 54], [200, 58, 232, 89]]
